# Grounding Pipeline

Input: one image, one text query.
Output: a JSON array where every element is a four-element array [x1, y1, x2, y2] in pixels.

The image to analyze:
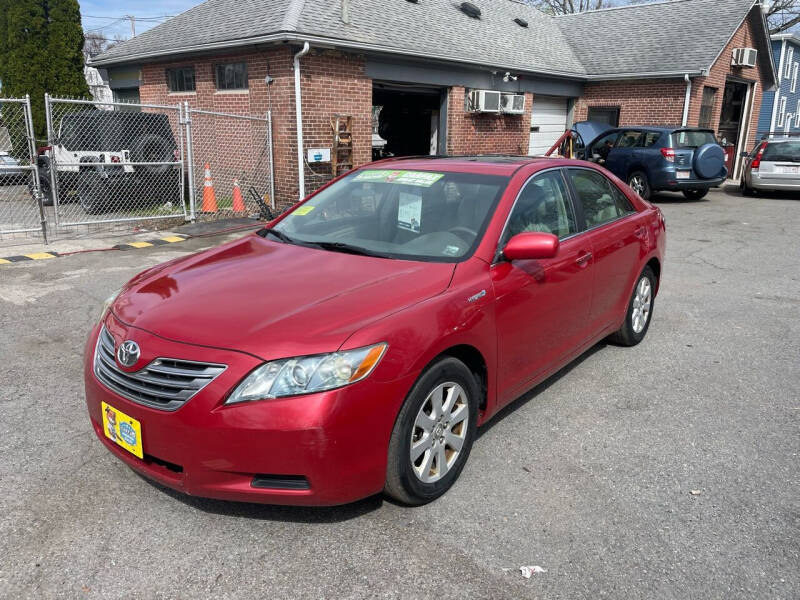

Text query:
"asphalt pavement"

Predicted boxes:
[[0, 186, 798, 599]]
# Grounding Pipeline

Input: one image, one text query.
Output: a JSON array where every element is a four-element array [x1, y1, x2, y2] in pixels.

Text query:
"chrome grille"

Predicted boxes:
[[94, 326, 226, 411]]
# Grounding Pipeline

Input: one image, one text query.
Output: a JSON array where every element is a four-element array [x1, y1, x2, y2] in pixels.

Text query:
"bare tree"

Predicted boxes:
[[527, 0, 608, 13], [765, 0, 800, 34], [83, 31, 124, 58]]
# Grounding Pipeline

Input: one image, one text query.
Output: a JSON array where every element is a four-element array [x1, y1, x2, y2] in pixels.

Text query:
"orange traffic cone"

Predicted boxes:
[[202, 163, 217, 213], [232, 178, 245, 212]]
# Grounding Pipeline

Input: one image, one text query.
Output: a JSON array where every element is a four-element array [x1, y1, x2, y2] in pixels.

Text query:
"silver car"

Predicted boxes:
[[740, 139, 800, 195], [0, 152, 26, 185]]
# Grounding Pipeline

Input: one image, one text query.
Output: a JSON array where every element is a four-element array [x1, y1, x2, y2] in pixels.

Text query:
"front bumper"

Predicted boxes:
[[84, 317, 417, 506]]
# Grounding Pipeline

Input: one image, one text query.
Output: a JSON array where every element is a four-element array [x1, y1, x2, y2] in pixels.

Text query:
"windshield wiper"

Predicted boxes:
[[312, 241, 388, 258], [258, 227, 295, 244]]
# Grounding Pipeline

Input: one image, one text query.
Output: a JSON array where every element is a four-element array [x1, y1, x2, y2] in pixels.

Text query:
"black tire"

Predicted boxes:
[[131, 134, 174, 174], [682, 189, 708, 200], [78, 176, 107, 215], [608, 266, 656, 347], [627, 171, 651, 200], [385, 357, 479, 505], [35, 174, 54, 206], [740, 177, 755, 196]]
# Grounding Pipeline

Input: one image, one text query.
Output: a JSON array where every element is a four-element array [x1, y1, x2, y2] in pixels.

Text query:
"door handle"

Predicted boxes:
[[575, 251, 592, 266]]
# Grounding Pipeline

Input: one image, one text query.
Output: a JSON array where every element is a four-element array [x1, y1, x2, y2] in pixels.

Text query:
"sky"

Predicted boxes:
[[79, 0, 200, 42]]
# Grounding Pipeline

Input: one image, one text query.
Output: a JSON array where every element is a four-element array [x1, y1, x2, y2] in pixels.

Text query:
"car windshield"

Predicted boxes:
[[670, 130, 717, 148], [272, 169, 509, 261], [762, 141, 800, 162]]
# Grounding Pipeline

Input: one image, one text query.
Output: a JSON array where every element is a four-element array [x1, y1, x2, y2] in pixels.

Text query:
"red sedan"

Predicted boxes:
[[85, 156, 665, 506]]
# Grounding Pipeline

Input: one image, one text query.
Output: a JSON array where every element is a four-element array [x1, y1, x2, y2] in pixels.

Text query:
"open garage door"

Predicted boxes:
[[529, 96, 569, 156]]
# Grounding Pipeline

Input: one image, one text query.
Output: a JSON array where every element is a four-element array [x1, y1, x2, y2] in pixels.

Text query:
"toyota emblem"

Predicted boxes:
[[117, 340, 141, 368]]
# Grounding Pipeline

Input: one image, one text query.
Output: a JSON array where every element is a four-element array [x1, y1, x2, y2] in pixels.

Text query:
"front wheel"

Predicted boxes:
[[384, 357, 479, 505], [682, 189, 708, 200], [740, 177, 755, 196], [609, 266, 656, 347], [627, 171, 651, 200]]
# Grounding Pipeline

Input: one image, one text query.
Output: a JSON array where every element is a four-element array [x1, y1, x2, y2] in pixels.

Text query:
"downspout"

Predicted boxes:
[[294, 41, 310, 201], [681, 74, 692, 127]]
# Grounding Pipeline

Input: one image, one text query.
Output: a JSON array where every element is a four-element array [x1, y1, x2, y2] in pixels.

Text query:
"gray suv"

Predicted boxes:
[[740, 138, 800, 195]]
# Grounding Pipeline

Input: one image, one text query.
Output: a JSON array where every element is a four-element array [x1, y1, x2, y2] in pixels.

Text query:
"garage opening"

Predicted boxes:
[[372, 83, 445, 160], [529, 95, 571, 155]]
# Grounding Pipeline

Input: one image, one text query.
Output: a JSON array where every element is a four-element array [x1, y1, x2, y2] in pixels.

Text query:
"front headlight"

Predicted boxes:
[[99, 288, 121, 322], [226, 343, 387, 404]]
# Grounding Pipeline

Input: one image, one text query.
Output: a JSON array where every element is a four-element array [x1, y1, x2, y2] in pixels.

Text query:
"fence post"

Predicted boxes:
[[183, 101, 196, 221], [44, 93, 61, 230], [24, 94, 48, 244], [267, 110, 275, 210]]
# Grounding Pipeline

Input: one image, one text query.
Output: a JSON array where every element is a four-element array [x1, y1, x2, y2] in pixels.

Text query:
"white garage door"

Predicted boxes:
[[529, 96, 569, 156]]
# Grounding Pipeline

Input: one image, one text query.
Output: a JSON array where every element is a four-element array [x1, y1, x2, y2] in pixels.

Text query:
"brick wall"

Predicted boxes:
[[574, 79, 687, 125], [139, 47, 372, 207], [446, 87, 532, 155]]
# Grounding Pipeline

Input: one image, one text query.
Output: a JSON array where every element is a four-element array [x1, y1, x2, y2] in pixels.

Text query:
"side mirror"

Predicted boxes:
[[739, 151, 749, 158], [503, 232, 559, 261]]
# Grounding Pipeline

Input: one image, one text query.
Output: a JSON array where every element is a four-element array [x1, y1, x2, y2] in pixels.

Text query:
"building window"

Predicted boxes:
[[215, 62, 248, 90], [786, 48, 794, 78], [698, 87, 717, 128], [587, 106, 620, 126], [796, 100, 800, 128], [778, 96, 787, 127], [792, 63, 798, 93], [166, 67, 195, 92]]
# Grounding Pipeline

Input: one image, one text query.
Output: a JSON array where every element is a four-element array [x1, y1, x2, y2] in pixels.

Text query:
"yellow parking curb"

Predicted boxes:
[[0, 234, 189, 265]]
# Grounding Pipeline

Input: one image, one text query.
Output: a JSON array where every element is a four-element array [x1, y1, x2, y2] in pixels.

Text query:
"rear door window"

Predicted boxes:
[[568, 169, 635, 228], [670, 130, 717, 148], [642, 132, 662, 147], [616, 130, 643, 148], [762, 141, 800, 162]]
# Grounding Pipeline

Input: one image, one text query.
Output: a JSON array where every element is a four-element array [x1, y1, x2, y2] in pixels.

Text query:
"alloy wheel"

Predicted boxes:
[[631, 276, 652, 334], [629, 175, 646, 196], [410, 382, 469, 483]]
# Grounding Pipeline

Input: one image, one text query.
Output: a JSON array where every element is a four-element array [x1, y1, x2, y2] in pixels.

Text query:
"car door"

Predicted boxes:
[[565, 167, 644, 335], [605, 129, 643, 178], [491, 168, 594, 405]]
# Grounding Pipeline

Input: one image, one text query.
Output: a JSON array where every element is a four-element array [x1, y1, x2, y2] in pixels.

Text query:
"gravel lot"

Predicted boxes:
[[0, 186, 798, 599]]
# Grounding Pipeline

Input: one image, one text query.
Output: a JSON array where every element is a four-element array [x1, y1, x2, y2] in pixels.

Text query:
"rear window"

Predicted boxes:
[[670, 130, 717, 148], [762, 141, 800, 162]]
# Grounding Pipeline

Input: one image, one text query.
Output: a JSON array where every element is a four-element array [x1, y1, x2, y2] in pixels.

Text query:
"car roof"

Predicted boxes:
[[366, 155, 580, 176]]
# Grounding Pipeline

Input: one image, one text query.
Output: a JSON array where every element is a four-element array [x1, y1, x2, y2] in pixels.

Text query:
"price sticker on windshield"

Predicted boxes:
[[354, 170, 444, 187]]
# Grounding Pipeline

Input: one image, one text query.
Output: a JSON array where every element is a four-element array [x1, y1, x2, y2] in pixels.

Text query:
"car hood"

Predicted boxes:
[[112, 234, 455, 360], [573, 121, 613, 146]]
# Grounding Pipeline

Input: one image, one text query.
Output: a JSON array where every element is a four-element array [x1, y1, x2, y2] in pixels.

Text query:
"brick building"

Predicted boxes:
[[92, 0, 776, 204]]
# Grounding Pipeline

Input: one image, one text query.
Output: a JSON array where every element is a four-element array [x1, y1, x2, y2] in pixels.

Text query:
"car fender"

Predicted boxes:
[[340, 257, 499, 418]]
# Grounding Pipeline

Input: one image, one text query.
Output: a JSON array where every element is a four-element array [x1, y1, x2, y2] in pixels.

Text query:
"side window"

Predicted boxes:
[[642, 132, 662, 147], [502, 171, 578, 245], [568, 169, 635, 228], [590, 131, 620, 160], [616, 130, 643, 148]]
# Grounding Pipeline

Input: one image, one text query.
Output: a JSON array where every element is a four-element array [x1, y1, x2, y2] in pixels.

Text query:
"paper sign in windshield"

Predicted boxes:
[[398, 192, 422, 232], [354, 170, 444, 187]]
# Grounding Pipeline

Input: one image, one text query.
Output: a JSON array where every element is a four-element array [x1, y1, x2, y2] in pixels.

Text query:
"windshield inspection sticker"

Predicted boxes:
[[397, 192, 422, 232], [293, 205, 315, 216], [354, 169, 445, 187]]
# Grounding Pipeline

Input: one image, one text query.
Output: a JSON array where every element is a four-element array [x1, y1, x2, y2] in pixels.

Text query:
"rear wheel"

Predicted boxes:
[[385, 357, 479, 505], [78, 176, 107, 215], [609, 266, 656, 347], [682, 189, 708, 200], [627, 171, 651, 200], [740, 177, 755, 196]]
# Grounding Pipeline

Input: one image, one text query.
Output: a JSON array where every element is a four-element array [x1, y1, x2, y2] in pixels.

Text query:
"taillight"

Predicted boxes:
[[751, 142, 767, 170], [661, 148, 675, 163], [111, 155, 121, 163], [173, 149, 180, 161]]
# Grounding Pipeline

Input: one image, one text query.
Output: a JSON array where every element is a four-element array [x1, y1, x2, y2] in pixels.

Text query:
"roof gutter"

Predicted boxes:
[[294, 41, 310, 201], [682, 74, 692, 127]]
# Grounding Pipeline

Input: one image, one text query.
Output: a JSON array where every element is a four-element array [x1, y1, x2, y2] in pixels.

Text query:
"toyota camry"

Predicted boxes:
[[85, 156, 666, 506]]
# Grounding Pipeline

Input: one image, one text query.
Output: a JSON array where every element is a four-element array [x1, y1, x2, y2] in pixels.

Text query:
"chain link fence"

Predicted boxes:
[[44, 96, 187, 229], [186, 107, 274, 219], [0, 96, 46, 241]]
